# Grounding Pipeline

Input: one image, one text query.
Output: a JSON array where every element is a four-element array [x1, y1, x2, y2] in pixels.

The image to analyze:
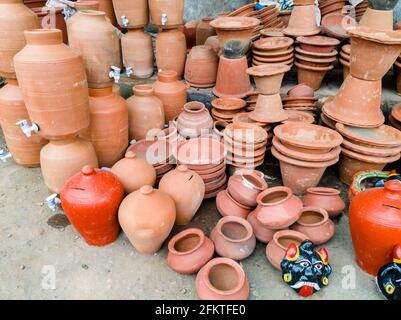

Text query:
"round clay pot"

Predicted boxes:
[[287, 83, 315, 98], [303, 187, 345, 218], [112, 0, 148, 28], [321, 13, 357, 40], [176, 101, 213, 138], [159, 165, 205, 225], [149, 0, 184, 29], [246, 64, 291, 95], [211, 216, 256, 260], [111, 151, 156, 194], [265, 230, 308, 270], [216, 190, 252, 219], [247, 210, 280, 244], [254, 186, 303, 229], [296, 35, 340, 53], [167, 228, 214, 274], [196, 17, 217, 45], [118, 185, 176, 255], [295, 61, 334, 90]]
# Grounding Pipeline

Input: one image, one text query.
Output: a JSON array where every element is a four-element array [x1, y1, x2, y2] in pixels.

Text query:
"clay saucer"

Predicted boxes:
[[321, 14, 357, 40], [283, 110, 315, 124], [211, 97, 247, 111], [253, 52, 294, 63], [287, 83, 315, 98], [228, 3, 255, 17], [176, 137, 226, 165], [260, 28, 285, 37], [211, 108, 237, 120], [296, 35, 340, 53], [391, 103, 401, 122], [204, 184, 227, 199], [253, 46, 294, 57], [253, 37, 294, 52], [295, 46, 338, 57], [127, 139, 171, 166], [283, 106, 318, 112], [320, 112, 336, 129], [340, 146, 401, 164], [282, 102, 317, 108], [282, 96, 318, 103], [342, 137, 401, 157], [224, 122, 268, 144], [227, 152, 266, 164]]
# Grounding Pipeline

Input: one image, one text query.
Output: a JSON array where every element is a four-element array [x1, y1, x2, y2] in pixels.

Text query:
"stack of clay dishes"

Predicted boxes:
[[319, 0, 347, 18], [272, 123, 343, 195], [232, 112, 273, 143], [283, 110, 315, 124], [294, 35, 339, 90], [224, 123, 269, 169], [176, 137, 227, 198], [335, 123, 401, 185], [260, 28, 285, 38], [211, 98, 247, 123], [355, 0, 369, 21], [227, 3, 256, 17], [339, 44, 351, 80], [283, 0, 320, 37], [321, 13, 357, 40], [252, 37, 295, 67], [255, 5, 284, 30], [282, 83, 318, 113], [389, 103, 401, 131]]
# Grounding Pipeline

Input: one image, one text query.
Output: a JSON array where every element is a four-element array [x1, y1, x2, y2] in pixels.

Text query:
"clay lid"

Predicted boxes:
[[321, 14, 357, 39], [209, 17, 260, 31], [297, 35, 340, 47], [24, 29, 63, 45], [176, 137, 225, 165], [246, 64, 291, 77], [81, 165, 95, 176], [212, 98, 246, 111], [340, 146, 401, 164], [225, 123, 268, 144], [295, 46, 338, 57], [347, 26, 401, 45], [232, 112, 269, 128], [283, 110, 315, 124], [253, 37, 294, 51], [126, 139, 171, 165], [287, 84, 315, 98]]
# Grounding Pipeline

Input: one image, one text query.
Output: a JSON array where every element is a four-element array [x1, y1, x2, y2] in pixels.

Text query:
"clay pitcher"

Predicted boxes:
[[112, 0, 148, 28], [149, 0, 184, 29]]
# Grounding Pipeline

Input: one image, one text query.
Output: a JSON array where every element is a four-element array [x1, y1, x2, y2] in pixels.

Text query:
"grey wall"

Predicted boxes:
[[183, 0, 251, 21], [394, 0, 401, 22]]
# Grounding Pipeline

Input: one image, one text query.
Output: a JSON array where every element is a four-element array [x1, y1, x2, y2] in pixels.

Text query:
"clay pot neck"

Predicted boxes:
[[296, 208, 328, 227], [158, 71, 179, 83], [184, 101, 206, 114], [140, 185, 154, 195], [25, 29, 63, 45], [79, 10, 106, 20], [168, 229, 205, 256], [89, 87, 113, 97], [81, 166, 95, 176], [133, 85, 154, 97]]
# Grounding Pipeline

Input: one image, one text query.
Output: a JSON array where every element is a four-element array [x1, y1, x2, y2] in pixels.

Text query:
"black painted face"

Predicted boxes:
[[281, 240, 332, 297], [377, 245, 401, 301]]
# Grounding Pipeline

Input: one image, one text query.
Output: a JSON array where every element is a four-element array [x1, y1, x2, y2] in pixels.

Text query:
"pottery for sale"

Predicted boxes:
[[283, 5, 320, 37], [227, 170, 267, 207], [250, 93, 288, 123], [177, 101, 213, 138], [303, 187, 345, 218], [112, 0, 148, 28], [297, 35, 340, 53], [246, 64, 290, 95], [149, 0, 184, 29], [246, 210, 279, 243], [295, 61, 334, 90], [216, 190, 252, 219], [196, 17, 217, 45], [185, 45, 219, 88]]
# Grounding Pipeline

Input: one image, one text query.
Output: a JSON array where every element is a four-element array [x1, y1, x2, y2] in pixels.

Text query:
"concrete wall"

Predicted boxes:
[[183, 0, 252, 21]]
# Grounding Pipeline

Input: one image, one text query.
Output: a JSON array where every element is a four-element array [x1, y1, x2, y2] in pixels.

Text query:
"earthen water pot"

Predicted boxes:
[[246, 210, 281, 243], [250, 93, 288, 123], [81, 87, 129, 167], [149, 0, 184, 29], [295, 61, 334, 90], [112, 0, 148, 28], [184, 45, 219, 88], [0, 0, 39, 79], [303, 187, 345, 218], [349, 180, 401, 275], [14, 29, 90, 140], [118, 185, 176, 255], [40, 137, 99, 194], [211, 216, 256, 260], [216, 190, 253, 219], [167, 228, 214, 274], [159, 165, 205, 225], [60, 166, 124, 246], [176, 101, 214, 138], [254, 186, 303, 229], [246, 64, 290, 95], [359, 8, 394, 30], [265, 230, 308, 270], [0, 79, 47, 167], [153, 70, 188, 122], [283, 5, 320, 37], [66, 1, 100, 29], [297, 35, 340, 54], [121, 29, 154, 79], [196, 17, 217, 45]]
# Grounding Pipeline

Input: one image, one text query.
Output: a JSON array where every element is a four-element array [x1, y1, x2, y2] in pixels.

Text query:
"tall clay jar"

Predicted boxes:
[[153, 70, 188, 122], [14, 29, 90, 140], [67, 1, 100, 28], [118, 185, 176, 255], [156, 29, 187, 78], [0, 0, 39, 79], [40, 137, 99, 194], [149, 0, 184, 29], [121, 29, 154, 79], [0, 79, 47, 167], [60, 166, 125, 246], [196, 17, 217, 46], [80, 87, 129, 167], [97, 0, 117, 26], [126, 85, 165, 141], [67, 10, 121, 89], [112, 0, 148, 28]]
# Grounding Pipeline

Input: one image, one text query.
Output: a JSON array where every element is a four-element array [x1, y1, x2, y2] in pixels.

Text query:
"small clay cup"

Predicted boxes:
[[303, 187, 345, 218], [216, 190, 253, 219]]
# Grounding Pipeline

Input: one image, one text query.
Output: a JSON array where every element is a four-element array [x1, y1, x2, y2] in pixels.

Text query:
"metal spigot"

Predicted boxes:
[[0, 149, 12, 163], [161, 13, 168, 26], [16, 120, 39, 138], [109, 66, 121, 83], [130, 139, 137, 145], [101, 167, 111, 171], [121, 15, 129, 28], [45, 194, 61, 212], [125, 67, 133, 78]]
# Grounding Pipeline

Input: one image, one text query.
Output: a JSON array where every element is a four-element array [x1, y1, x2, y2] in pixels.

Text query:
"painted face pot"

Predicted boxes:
[[376, 244, 401, 301]]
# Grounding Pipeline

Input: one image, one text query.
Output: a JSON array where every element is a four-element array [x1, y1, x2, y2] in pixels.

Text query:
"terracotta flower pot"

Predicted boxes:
[[283, 5, 320, 37], [295, 53, 336, 68], [359, 8, 394, 30], [296, 35, 340, 54], [265, 230, 308, 270], [250, 93, 288, 123], [167, 228, 214, 274], [246, 64, 290, 95], [247, 210, 280, 243], [295, 61, 334, 90], [216, 189, 252, 219], [303, 187, 345, 218], [177, 101, 214, 138], [112, 0, 148, 29], [149, 0, 184, 29], [196, 17, 217, 45]]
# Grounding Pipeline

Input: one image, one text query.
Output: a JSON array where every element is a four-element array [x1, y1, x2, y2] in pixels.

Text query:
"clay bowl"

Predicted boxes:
[[211, 108, 237, 120], [177, 137, 226, 166], [283, 110, 315, 124], [216, 190, 253, 219], [212, 98, 246, 111], [253, 46, 293, 57], [252, 57, 294, 66], [253, 52, 294, 63], [295, 53, 336, 67], [224, 122, 268, 145], [226, 151, 266, 165], [253, 36, 294, 52], [295, 46, 338, 58], [341, 137, 401, 157], [303, 187, 345, 218], [296, 35, 340, 54], [321, 13, 357, 40], [127, 139, 172, 166], [282, 97, 318, 104], [274, 122, 343, 154], [260, 28, 285, 37], [224, 135, 268, 152], [229, 157, 265, 169]]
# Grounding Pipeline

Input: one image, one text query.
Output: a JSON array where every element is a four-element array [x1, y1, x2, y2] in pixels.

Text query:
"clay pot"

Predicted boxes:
[[196, 17, 217, 45], [195, 257, 249, 300], [283, 5, 320, 37], [149, 0, 184, 29], [0, 80, 47, 167], [32, 7, 68, 44], [246, 64, 290, 95], [14, 29, 90, 140], [177, 101, 214, 138], [250, 93, 288, 123], [295, 53, 336, 67], [184, 45, 219, 88], [112, 0, 148, 28], [118, 185, 176, 255], [297, 35, 340, 53], [321, 13, 357, 40], [205, 35, 221, 55], [40, 137, 99, 194], [156, 29, 187, 78], [211, 216, 256, 260], [216, 190, 252, 219], [303, 187, 345, 218], [359, 8, 394, 30], [0, 0, 39, 79], [284, 110, 315, 124], [60, 166, 124, 246], [96, 0, 117, 25], [295, 61, 334, 90], [266, 230, 308, 270], [159, 165, 205, 225], [153, 70, 188, 122], [126, 138, 172, 166], [67, 1, 100, 28], [183, 20, 199, 49], [246, 210, 279, 243], [287, 83, 315, 98], [349, 181, 401, 275], [167, 228, 214, 274], [111, 151, 156, 193], [227, 170, 268, 207], [121, 29, 154, 79], [127, 85, 165, 141]]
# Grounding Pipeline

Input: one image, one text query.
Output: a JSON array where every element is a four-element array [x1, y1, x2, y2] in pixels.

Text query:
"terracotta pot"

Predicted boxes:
[[121, 29, 154, 79], [111, 151, 156, 193], [266, 230, 308, 270], [0, 79, 47, 167], [303, 187, 345, 218], [246, 210, 280, 243], [176, 137, 225, 166], [60, 166, 124, 246], [211, 216, 256, 260], [153, 70, 187, 122], [216, 190, 252, 219], [295, 61, 334, 90], [177, 101, 213, 138], [149, 0, 184, 29], [246, 64, 290, 95], [96, 0, 117, 25], [167, 228, 214, 274], [253, 36, 294, 53], [14, 29, 90, 140], [127, 138, 172, 166], [156, 29, 187, 78], [40, 137, 99, 194], [184, 45, 219, 88], [321, 13, 357, 40], [195, 257, 249, 300], [287, 83, 315, 98], [32, 7, 68, 44], [359, 8, 393, 30], [349, 181, 401, 275], [159, 165, 205, 225], [205, 35, 221, 55], [209, 17, 260, 59], [196, 17, 217, 45], [283, 5, 320, 37], [295, 53, 336, 67], [284, 110, 315, 124], [183, 20, 199, 49], [112, 0, 148, 28], [118, 185, 176, 255], [297, 35, 340, 53], [250, 93, 288, 123], [67, 1, 100, 28], [0, 0, 39, 79], [127, 84, 165, 141]]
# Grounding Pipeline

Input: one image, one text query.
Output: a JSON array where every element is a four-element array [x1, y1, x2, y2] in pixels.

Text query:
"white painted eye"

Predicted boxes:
[[299, 261, 310, 267], [315, 263, 323, 270]]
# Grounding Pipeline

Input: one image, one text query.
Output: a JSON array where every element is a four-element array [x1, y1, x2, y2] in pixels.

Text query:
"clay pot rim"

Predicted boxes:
[[272, 230, 309, 251], [295, 207, 330, 227], [210, 16, 260, 30], [283, 26, 321, 37], [158, 70, 179, 82], [222, 189, 254, 210], [296, 35, 340, 47], [216, 215, 254, 243], [295, 46, 338, 57], [342, 137, 401, 157], [295, 61, 335, 71], [347, 26, 401, 45], [253, 37, 294, 51], [256, 186, 293, 207], [260, 28, 285, 37], [253, 47, 294, 57], [213, 120, 229, 136], [283, 110, 315, 124], [321, 14, 357, 39], [232, 170, 268, 191], [246, 63, 291, 77], [306, 187, 341, 196], [133, 84, 154, 96], [168, 228, 206, 256], [225, 122, 268, 144], [212, 98, 247, 111], [127, 139, 172, 164], [183, 101, 206, 114], [295, 53, 337, 64], [176, 137, 226, 165], [340, 146, 401, 164], [88, 86, 113, 97]]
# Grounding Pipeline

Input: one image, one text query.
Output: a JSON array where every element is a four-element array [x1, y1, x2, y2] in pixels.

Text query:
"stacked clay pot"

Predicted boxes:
[[389, 103, 401, 131], [319, 0, 347, 18], [176, 101, 213, 139], [336, 123, 401, 185], [282, 84, 318, 114], [339, 44, 351, 81], [231, 112, 273, 147], [283, 0, 320, 37], [252, 37, 294, 67], [303, 187, 346, 218], [211, 98, 246, 123], [272, 123, 343, 195], [295, 35, 339, 90], [176, 137, 226, 198]]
